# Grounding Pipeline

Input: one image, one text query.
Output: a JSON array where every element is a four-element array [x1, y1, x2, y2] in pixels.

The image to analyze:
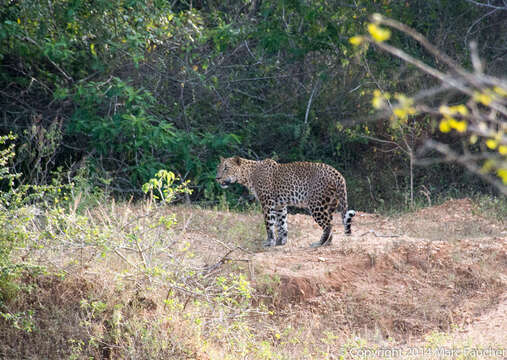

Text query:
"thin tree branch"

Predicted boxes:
[[463, 0, 507, 10], [17, 35, 73, 82], [304, 79, 320, 125], [420, 140, 507, 195]]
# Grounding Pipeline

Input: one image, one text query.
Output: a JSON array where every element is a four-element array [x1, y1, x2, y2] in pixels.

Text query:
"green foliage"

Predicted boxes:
[[214, 273, 252, 307], [0, 134, 70, 323], [142, 169, 192, 204], [0, 310, 35, 333], [1, 0, 504, 209], [0, 135, 25, 298], [68, 77, 177, 187], [0, 133, 20, 189]]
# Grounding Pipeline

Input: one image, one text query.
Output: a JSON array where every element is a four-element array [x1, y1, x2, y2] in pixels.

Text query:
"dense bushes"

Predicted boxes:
[[1, 0, 505, 210]]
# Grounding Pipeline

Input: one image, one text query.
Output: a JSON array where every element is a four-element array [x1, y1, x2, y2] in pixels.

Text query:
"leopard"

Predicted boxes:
[[215, 156, 355, 248]]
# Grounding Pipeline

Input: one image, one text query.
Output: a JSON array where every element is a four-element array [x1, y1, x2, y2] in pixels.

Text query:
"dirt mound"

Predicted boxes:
[[249, 199, 507, 341]]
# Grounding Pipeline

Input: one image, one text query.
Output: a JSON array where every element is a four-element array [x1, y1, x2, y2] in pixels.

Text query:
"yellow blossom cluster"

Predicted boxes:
[[469, 86, 507, 183], [371, 91, 417, 124], [473, 86, 507, 106], [367, 23, 391, 42], [498, 168, 507, 184], [392, 93, 416, 122], [371, 89, 389, 109], [482, 159, 507, 185], [484, 136, 507, 154], [349, 19, 391, 46], [438, 105, 468, 133], [349, 36, 364, 46], [483, 129, 507, 184]]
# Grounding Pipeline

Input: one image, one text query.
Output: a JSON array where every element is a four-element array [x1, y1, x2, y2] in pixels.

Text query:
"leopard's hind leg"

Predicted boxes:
[[309, 201, 335, 247]]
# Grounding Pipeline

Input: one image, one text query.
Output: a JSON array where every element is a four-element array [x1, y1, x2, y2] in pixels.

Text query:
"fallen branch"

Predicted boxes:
[[202, 249, 235, 278], [211, 237, 254, 255]]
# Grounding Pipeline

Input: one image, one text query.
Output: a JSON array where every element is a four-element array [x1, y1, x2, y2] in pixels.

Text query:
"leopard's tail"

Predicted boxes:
[[337, 181, 355, 235], [343, 209, 355, 235]]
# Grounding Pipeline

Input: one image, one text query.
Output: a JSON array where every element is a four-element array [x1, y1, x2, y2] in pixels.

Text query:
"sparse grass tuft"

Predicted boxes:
[[472, 193, 507, 223]]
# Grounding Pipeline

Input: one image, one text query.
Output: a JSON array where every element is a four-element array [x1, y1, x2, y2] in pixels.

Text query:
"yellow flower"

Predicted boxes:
[[474, 91, 492, 106], [454, 120, 467, 133], [439, 119, 451, 133], [394, 93, 408, 102], [393, 108, 407, 119], [439, 105, 453, 116], [90, 43, 97, 56], [448, 117, 459, 129], [486, 139, 498, 149], [372, 96, 384, 109], [482, 159, 494, 172], [493, 86, 507, 97], [407, 107, 417, 115], [499, 145, 507, 155], [367, 23, 391, 42], [469, 134, 478, 144], [372, 90, 388, 109], [349, 36, 364, 45], [497, 169, 507, 184], [452, 104, 469, 116]]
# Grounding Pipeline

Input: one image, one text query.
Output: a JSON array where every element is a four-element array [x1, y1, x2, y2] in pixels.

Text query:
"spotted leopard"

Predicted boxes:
[[216, 157, 355, 247]]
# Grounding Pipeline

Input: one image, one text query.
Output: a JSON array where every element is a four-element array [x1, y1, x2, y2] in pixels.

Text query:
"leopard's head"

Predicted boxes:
[[216, 156, 246, 189]]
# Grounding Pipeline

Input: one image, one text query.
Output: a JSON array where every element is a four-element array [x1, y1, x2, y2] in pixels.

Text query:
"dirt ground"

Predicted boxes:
[[180, 198, 506, 350]]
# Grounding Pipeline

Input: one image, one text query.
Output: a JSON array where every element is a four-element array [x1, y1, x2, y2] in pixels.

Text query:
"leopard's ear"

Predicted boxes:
[[219, 156, 224, 162], [233, 156, 241, 166]]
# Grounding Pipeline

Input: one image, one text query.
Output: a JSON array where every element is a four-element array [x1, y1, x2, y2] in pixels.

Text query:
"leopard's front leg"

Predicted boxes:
[[275, 206, 288, 246], [262, 201, 276, 247]]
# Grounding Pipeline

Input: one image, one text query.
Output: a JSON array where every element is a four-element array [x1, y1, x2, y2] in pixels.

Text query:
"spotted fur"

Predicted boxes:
[[216, 156, 355, 247]]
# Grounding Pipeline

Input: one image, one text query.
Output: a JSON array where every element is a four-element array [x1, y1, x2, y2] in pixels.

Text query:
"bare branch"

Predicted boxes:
[[18, 35, 73, 82], [360, 135, 410, 155], [304, 79, 320, 125], [464, 0, 507, 10], [419, 140, 507, 195], [465, 10, 498, 50], [367, 39, 472, 96], [373, 16, 472, 81]]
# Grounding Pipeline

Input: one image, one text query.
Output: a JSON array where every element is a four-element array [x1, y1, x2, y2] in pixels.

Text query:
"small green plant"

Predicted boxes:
[[0, 133, 25, 308], [214, 273, 253, 307], [0, 310, 35, 333], [0, 133, 20, 189], [142, 169, 192, 205]]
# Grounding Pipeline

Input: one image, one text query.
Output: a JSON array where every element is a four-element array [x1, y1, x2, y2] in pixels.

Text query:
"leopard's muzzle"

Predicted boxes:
[[216, 177, 233, 189]]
